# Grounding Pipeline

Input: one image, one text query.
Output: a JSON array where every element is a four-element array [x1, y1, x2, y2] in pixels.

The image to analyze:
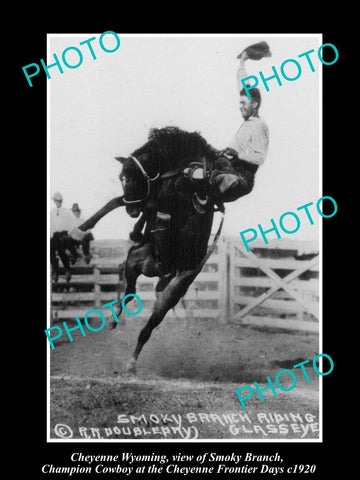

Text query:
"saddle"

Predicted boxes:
[[130, 154, 230, 245], [184, 159, 213, 213], [159, 157, 214, 214], [183, 153, 243, 213]]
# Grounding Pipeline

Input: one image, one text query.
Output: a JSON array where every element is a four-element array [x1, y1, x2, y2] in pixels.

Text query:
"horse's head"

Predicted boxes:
[[115, 153, 159, 218]]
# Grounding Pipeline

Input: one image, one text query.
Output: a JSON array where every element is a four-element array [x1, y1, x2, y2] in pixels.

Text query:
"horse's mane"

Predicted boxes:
[[131, 126, 218, 171]]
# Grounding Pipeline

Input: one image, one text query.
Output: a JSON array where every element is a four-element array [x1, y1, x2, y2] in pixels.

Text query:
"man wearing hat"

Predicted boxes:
[[130, 42, 271, 247], [70, 203, 94, 264], [71, 202, 83, 223], [127, 42, 272, 293], [50, 191, 74, 282], [50, 192, 74, 236], [209, 42, 271, 205]]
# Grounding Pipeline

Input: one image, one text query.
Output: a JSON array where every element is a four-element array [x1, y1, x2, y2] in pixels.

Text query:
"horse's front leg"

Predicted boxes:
[[126, 269, 197, 374], [110, 260, 140, 329], [111, 244, 160, 329], [70, 196, 125, 240]]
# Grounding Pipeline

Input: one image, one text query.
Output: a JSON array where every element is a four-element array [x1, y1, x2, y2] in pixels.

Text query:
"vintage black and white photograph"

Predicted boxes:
[[47, 34, 325, 443]]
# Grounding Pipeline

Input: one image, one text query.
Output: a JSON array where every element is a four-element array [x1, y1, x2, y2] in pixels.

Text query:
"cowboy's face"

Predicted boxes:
[[239, 95, 257, 120], [54, 199, 62, 208], [73, 210, 81, 218]]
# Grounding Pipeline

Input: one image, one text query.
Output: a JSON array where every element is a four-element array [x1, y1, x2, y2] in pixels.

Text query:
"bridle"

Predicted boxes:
[[121, 154, 215, 206], [121, 155, 160, 204]]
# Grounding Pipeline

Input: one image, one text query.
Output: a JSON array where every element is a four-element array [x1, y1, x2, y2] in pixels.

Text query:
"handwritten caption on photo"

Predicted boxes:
[[53, 410, 319, 440]]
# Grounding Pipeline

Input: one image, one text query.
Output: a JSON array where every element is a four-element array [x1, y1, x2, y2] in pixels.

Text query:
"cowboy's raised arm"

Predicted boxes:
[[236, 51, 249, 92]]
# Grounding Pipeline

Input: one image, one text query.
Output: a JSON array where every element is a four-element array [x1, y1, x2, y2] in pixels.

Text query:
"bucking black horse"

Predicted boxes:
[[71, 126, 230, 374]]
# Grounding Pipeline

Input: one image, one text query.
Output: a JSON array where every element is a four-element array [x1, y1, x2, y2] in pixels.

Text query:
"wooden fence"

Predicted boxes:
[[51, 237, 319, 332]]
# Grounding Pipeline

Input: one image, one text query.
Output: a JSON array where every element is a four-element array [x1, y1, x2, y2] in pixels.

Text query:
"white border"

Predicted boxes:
[[46, 32, 323, 443]]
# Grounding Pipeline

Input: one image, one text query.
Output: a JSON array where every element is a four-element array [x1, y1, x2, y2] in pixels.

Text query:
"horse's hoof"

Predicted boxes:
[[109, 319, 118, 330], [126, 359, 136, 375]]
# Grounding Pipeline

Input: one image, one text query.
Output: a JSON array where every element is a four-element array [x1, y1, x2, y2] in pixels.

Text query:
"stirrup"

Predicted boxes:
[[192, 193, 209, 214], [184, 160, 209, 182]]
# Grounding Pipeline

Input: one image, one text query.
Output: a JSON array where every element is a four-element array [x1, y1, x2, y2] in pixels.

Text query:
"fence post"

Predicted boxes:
[[218, 237, 230, 323], [94, 266, 101, 308], [227, 238, 235, 318]]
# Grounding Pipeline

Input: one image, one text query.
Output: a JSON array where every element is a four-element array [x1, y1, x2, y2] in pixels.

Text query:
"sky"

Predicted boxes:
[[49, 34, 322, 242]]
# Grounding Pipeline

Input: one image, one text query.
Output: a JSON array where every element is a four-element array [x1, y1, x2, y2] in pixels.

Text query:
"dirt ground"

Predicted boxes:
[[50, 313, 320, 441]]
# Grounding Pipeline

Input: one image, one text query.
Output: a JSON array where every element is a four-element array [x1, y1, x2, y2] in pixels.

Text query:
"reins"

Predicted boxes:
[[122, 154, 215, 204], [122, 152, 224, 267]]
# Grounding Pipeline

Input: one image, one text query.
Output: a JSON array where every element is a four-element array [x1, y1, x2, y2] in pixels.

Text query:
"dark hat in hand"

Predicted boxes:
[[237, 41, 272, 60]]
